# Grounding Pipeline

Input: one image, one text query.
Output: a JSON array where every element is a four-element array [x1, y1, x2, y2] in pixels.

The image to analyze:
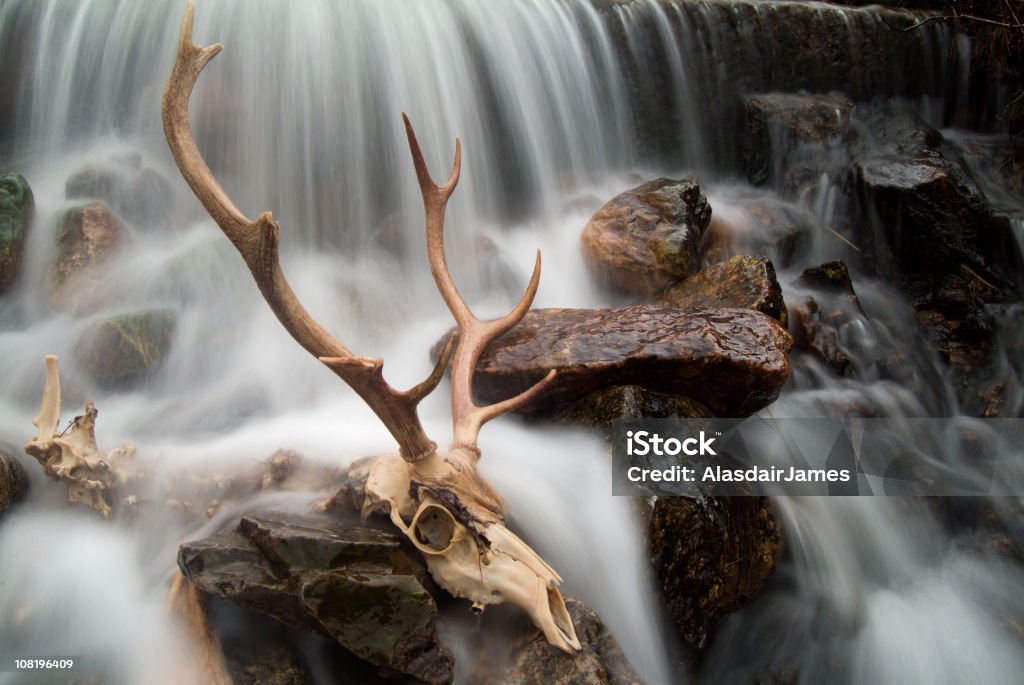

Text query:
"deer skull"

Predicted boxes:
[[163, 1, 578, 652]]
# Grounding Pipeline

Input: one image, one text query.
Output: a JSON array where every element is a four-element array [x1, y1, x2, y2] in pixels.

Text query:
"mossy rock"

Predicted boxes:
[[74, 309, 176, 385], [0, 173, 34, 295]]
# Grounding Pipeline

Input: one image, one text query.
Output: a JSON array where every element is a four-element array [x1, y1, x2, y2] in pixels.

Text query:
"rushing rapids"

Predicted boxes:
[[0, 1, 1021, 683]]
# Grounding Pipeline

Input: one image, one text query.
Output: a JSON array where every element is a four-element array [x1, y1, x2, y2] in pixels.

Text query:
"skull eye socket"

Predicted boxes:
[[409, 502, 459, 555]]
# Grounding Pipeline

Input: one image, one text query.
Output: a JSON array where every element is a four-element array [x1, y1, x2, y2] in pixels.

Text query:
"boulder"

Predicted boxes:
[[74, 309, 176, 385], [549, 385, 710, 435], [790, 260, 863, 375], [179, 512, 454, 685], [49, 202, 124, 312], [468, 597, 644, 685], [741, 92, 855, 188], [581, 178, 711, 296], [847, 114, 1019, 382], [0, 172, 34, 295], [703, 198, 813, 268], [850, 152, 1017, 289], [433, 306, 792, 417], [66, 156, 174, 229], [659, 255, 788, 326], [797, 259, 857, 296], [649, 496, 781, 660], [0, 449, 29, 517]]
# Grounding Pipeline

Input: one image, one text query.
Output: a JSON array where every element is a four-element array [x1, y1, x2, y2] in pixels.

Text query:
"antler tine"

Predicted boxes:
[[164, 2, 446, 463], [403, 115, 556, 453]]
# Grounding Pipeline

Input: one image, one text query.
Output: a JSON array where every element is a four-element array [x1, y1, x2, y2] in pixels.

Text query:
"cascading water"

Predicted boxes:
[[0, 1, 1021, 684]]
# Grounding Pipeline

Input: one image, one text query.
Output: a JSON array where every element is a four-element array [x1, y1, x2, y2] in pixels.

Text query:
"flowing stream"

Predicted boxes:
[[0, 1, 1021, 684]]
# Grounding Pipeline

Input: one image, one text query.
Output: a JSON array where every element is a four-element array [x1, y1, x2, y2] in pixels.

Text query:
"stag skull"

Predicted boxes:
[[163, 1, 579, 653]]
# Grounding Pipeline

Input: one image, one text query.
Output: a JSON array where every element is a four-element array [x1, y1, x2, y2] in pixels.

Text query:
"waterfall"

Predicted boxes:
[[0, 1, 1020, 684]]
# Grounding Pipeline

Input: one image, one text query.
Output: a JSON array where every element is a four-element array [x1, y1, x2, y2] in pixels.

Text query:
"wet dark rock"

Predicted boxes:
[[790, 297, 852, 375], [0, 172, 33, 295], [549, 385, 709, 435], [432, 306, 792, 417], [74, 309, 176, 385], [790, 261, 865, 375], [0, 449, 29, 517], [66, 157, 174, 229], [49, 202, 125, 312], [649, 496, 781, 660], [581, 178, 711, 296], [798, 260, 857, 296], [850, 152, 1017, 289], [741, 92, 855, 188], [659, 255, 788, 326], [179, 511, 453, 685], [703, 199, 813, 269], [223, 637, 312, 685], [469, 597, 644, 685]]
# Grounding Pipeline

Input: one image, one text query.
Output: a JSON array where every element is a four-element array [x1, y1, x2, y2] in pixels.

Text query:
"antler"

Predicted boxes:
[[162, 1, 453, 463], [402, 117, 556, 453]]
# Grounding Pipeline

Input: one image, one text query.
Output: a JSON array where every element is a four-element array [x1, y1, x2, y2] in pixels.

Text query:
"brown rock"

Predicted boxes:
[[790, 296, 851, 375], [439, 306, 791, 417], [49, 202, 124, 311], [581, 178, 711, 296], [742, 92, 855, 188], [659, 255, 788, 326], [798, 259, 857, 296], [0, 449, 29, 516], [790, 261, 865, 375], [649, 496, 781, 660], [549, 385, 710, 435], [469, 597, 644, 685], [179, 512, 453, 685], [702, 198, 812, 269], [74, 309, 176, 385]]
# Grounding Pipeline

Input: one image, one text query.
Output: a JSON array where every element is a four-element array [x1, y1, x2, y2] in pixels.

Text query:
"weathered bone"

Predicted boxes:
[[163, 1, 579, 653]]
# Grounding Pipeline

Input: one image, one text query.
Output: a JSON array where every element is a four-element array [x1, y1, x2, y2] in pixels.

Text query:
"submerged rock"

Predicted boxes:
[[434, 306, 791, 417], [741, 92, 855, 188], [65, 155, 174, 229], [179, 512, 453, 685], [790, 260, 863, 375], [0, 449, 29, 517], [0, 173, 34, 295], [469, 597, 644, 685], [549, 385, 710, 434], [703, 198, 813, 268], [659, 255, 788, 326], [74, 309, 176, 385], [649, 496, 781, 660], [49, 202, 124, 312], [581, 178, 711, 296]]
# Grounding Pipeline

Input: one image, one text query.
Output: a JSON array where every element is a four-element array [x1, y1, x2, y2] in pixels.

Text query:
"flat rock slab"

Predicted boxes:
[[440, 305, 791, 417], [180, 512, 453, 685]]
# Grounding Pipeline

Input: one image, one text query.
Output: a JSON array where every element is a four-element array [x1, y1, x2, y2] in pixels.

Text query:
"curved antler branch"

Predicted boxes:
[[163, 2, 442, 463], [402, 115, 556, 452]]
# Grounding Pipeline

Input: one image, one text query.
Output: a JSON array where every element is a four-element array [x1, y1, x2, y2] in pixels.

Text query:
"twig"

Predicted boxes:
[[891, 14, 1024, 32], [961, 263, 999, 290], [825, 225, 862, 252]]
